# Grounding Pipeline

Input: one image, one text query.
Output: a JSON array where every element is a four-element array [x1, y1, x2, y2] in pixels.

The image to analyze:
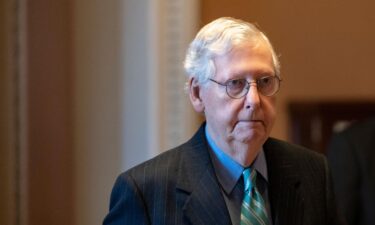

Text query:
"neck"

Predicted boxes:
[[224, 141, 262, 167]]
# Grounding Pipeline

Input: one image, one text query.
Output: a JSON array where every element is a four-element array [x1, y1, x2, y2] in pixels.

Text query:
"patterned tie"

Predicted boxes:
[[240, 168, 270, 225]]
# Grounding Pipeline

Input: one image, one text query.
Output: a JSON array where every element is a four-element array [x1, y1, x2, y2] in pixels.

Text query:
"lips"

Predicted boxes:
[[236, 119, 265, 127]]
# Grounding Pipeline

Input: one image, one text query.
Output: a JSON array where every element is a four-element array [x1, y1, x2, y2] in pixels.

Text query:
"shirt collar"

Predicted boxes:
[[205, 125, 269, 194]]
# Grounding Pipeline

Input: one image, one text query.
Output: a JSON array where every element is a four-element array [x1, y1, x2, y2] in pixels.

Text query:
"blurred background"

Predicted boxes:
[[1, 0, 375, 225]]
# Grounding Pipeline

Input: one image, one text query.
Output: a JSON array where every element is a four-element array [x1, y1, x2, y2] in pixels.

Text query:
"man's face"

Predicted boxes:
[[200, 41, 277, 154]]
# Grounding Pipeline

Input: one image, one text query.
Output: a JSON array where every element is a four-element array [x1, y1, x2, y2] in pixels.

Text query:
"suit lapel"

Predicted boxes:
[[176, 125, 231, 225], [181, 168, 231, 225], [264, 138, 304, 225]]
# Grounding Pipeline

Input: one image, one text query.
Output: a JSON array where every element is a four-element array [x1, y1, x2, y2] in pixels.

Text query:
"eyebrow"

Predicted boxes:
[[229, 72, 275, 80], [229, 67, 275, 78]]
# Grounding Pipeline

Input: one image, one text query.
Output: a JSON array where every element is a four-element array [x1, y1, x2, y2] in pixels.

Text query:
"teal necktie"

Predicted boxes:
[[240, 168, 270, 225]]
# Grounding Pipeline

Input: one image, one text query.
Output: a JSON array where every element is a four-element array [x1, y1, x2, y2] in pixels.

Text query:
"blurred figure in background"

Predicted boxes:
[[328, 117, 375, 225]]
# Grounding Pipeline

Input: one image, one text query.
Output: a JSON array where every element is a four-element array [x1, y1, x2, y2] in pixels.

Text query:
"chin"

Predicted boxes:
[[237, 132, 266, 145]]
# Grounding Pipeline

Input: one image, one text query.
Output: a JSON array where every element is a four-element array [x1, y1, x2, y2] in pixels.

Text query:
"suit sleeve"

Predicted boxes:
[[327, 133, 359, 225], [103, 173, 151, 225], [323, 154, 347, 225]]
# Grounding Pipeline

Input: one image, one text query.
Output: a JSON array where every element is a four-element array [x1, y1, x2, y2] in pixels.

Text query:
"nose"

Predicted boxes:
[[245, 83, 260, 109]]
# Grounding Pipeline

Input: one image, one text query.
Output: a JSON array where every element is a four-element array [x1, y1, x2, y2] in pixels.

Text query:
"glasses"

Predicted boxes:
[[208, 76, 281, 99]]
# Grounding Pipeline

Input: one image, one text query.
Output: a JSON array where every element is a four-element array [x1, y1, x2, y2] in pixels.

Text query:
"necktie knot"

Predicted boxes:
[[243, 168, 257, 193]]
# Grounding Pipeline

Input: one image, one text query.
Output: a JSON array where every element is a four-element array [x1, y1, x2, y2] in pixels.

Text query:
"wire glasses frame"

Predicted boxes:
[[208, 76, 282, 99]]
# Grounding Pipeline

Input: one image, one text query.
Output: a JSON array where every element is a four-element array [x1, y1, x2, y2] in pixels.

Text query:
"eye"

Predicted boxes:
[[226, 79, 247, 90], [257, 76, 274, 88]]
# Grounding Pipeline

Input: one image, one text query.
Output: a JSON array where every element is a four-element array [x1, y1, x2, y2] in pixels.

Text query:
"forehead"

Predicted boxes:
[[213, 42, 274, 80]]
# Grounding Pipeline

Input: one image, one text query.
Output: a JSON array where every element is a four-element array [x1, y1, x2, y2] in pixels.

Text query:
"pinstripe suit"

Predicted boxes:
[[103, 124, 342, 225]]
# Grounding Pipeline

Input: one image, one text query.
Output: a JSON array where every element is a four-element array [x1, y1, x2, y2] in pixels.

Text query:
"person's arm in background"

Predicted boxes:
[[327, 132, 360, 225]]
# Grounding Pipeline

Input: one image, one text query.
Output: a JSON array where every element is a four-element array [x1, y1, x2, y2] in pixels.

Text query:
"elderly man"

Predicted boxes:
[[103, 17, 342, 225]]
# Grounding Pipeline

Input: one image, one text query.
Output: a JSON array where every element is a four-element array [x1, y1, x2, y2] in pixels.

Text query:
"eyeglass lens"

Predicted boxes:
[[226, 76, 279, 98]]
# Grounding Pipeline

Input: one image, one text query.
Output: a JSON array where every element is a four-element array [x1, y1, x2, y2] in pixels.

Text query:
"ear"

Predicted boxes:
[[188, 77, 205, 113]]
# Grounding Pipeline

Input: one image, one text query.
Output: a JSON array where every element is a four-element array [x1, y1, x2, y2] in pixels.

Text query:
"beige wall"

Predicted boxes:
[[1, 1, 75, 225], [201, 0, 375, 140], [73, 1, 125, 224], [25, 1, 75, 225]]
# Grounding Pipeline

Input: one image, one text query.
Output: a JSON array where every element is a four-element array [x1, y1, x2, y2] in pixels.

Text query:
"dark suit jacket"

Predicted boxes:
[[103, 124, 342, 225], [328, 118, 375, 225]]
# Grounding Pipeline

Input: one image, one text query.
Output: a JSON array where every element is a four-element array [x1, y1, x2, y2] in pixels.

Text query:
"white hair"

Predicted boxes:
[[184, 17, 280, 86]]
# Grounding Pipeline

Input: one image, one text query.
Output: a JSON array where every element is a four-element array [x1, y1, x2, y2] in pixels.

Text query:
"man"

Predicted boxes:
[[103, 17, 342, 225], [328, 117, 375, 225]]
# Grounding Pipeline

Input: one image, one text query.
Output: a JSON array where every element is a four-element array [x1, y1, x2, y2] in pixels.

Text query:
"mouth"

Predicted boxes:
[[236, 119, 265, 127]]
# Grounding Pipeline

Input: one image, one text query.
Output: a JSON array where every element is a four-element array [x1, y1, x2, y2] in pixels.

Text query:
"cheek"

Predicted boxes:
[[220, 100, 242, 123], [207, 102, 235, 124], [203, 90, 234, 116], [263, 98, 277, 128], [204, 99, 240, 133]]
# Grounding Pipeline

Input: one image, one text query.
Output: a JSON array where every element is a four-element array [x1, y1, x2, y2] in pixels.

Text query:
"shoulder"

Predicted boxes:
[[265, 137, 325, 162], [264, 138, 332, 201], [119, 142, 187, 186], [103, 141, 195, 225], [264, 137, 328, 181], [328, 117, 375, 156], [119, 124, 210, 185], [336, 117, 375, 142]]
